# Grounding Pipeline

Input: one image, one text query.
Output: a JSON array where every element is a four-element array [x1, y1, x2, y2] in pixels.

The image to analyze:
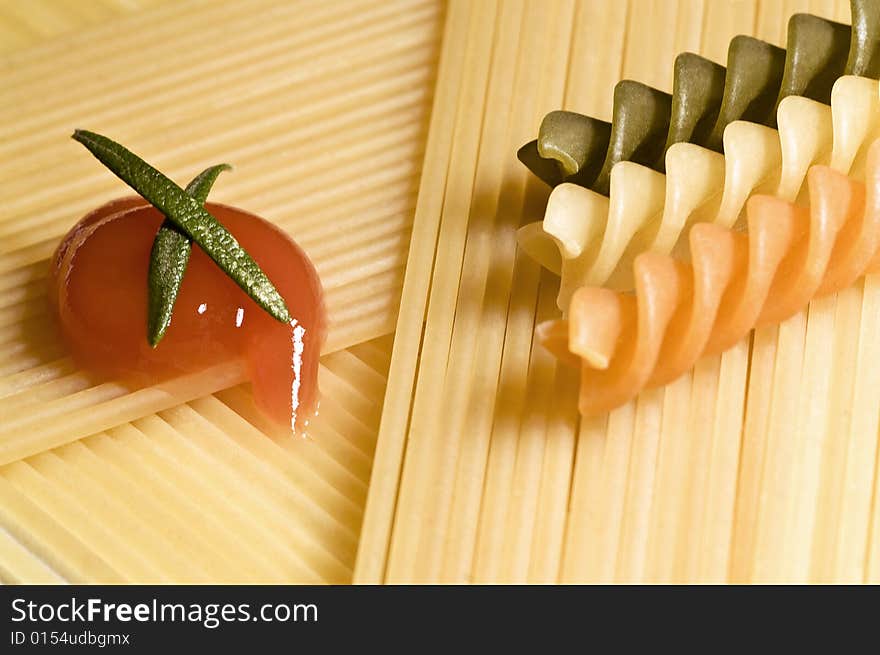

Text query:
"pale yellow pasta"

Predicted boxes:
[[0, 334, 394, 583], [0, 524, 67, 584], [729, 80, 879, 584], [358, 0, 880, 586], [516, 73, 879, 581], [4, 0, 879, 586], [0, 0, 434, 584], [354, 0, 477, 583], [0, 0, 438, 464]]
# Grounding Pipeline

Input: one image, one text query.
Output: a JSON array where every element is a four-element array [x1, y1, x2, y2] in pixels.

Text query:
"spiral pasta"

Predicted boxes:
[[519, 74, 880, 310], [538, 140, 880, 416], [516, 2, 880, 310]]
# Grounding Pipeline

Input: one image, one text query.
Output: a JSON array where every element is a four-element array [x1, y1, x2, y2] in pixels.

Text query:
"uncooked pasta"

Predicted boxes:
[[543, 148, 880, 415], [356, 0, 880, 585]]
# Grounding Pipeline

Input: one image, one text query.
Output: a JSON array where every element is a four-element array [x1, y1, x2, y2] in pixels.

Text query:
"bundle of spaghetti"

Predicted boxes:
[[522, 0, 880, 582], [355, 0, 880, 584], [556, 0, 747, 585], [356, 0, 574, 582], [0, 0, 438, 585], [0, 0, 443, 463], [539, 142, 880, 416], [1, 2, 441, 256], [356, 0, 710, 583], [471, 0, 676, 584], [0, 334, 393, 583], [8, 0, 879, 584], [0, 0, 170, 54], [0, 272, 400, 464]]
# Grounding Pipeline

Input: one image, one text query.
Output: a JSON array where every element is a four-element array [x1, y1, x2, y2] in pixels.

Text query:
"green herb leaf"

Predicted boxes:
[[72, 130, 292, 332], [147, 164, 232, 347], [185, 163, 233, 204], [148, 224, 191, 347]]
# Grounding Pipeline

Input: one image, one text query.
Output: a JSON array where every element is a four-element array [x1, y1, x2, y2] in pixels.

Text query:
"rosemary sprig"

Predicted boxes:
[[148, 164, 231, 347], [72, 130, 292, 339], [185, 164, 232, 203]]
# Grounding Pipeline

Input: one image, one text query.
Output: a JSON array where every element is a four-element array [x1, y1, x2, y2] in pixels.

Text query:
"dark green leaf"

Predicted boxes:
[[147, 164, 232, 347], [72, 130, 291, 332]]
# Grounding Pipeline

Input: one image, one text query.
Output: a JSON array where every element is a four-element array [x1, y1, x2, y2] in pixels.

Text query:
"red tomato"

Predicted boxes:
[[50, 199, 326, 433]]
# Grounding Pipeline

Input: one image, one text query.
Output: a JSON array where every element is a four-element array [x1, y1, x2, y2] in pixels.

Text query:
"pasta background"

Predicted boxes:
[[357, 0, 880, 584], [1, 0, 879, 585], [0, 0, 440, 583]]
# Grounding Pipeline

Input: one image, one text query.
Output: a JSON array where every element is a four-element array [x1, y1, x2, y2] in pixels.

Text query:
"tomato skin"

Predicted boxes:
[[50, 199, 326, 433]]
